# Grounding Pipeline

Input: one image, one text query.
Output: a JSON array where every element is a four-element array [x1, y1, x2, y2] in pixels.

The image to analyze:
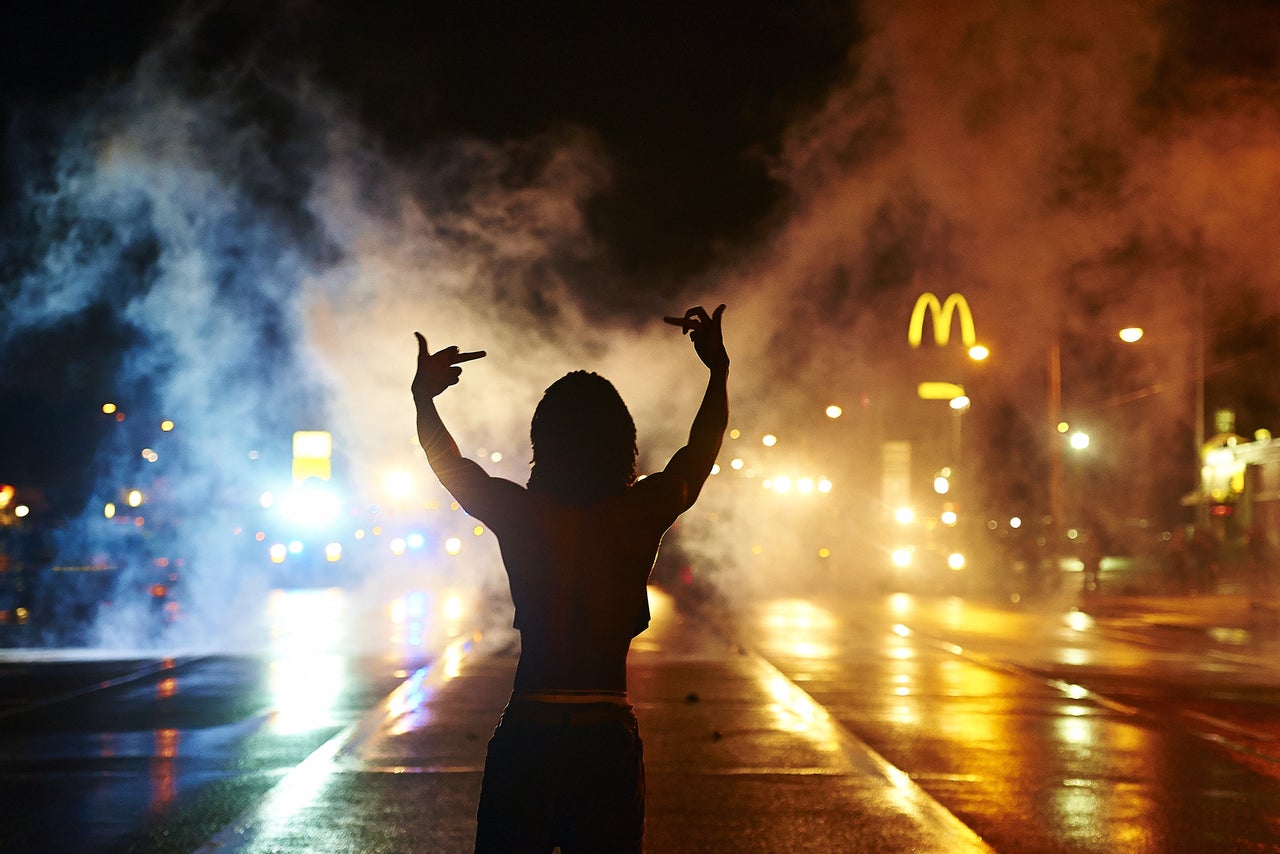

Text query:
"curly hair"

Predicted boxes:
[[528, 371, 637, 505]]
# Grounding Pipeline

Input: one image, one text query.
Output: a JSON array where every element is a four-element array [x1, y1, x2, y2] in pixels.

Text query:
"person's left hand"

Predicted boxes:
[[664, 305, 728, 372], [412, 332, 486, 399]]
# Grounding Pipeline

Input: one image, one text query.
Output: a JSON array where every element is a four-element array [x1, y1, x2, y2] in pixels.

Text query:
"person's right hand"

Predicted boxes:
[[412, 332, 486, 400], [665, 305, 728, 372]]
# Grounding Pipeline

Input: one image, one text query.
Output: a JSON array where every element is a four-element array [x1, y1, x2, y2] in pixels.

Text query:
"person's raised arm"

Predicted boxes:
[[411, 331, 489, 499], [659, 304, 729, 510]]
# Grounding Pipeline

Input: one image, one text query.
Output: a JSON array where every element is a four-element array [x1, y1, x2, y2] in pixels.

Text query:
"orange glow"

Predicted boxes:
[[150, 729, 179, 812], [155, 727, 179, 759]]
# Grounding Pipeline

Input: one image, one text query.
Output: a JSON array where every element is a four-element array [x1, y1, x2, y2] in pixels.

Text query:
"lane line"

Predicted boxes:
[[194, 636, 473, 854], [902, 619, 1280, 766], [746, 649, 996, 853], [0, 654, 205, 721]]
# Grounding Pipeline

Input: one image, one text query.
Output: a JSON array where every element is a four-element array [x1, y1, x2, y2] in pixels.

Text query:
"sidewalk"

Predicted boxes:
[[1078, 588, 1280, 643], [198, 587, 992, 853], [1074, 562, 1280, 642]]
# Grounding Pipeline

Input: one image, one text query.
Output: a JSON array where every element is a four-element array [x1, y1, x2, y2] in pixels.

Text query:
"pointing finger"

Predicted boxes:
[[452, 350, 487, 364], [663, 315, 695, 334]]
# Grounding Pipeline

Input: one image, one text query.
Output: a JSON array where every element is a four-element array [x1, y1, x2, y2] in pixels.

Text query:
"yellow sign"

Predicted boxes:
[[292, 430, 332, 483], [917, 382, 965, 401], [908, 292, 976, 349]]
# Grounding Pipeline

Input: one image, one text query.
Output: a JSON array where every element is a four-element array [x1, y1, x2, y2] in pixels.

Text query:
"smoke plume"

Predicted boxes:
[[4, 1, 1280, 639]]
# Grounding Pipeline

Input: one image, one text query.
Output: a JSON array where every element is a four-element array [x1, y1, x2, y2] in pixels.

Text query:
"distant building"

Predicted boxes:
[[1193, 409, 1279, 566]]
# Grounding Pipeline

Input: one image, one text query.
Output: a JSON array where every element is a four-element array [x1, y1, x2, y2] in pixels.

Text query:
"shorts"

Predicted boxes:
[[474, 698, 645, 853]]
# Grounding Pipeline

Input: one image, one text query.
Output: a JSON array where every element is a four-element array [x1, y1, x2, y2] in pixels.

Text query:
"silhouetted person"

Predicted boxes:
[[412, 305, 729, 853], [1080, 529, 1104, 594], [1163, 529, 1193, 594], [1188, 525, 1218, 594]]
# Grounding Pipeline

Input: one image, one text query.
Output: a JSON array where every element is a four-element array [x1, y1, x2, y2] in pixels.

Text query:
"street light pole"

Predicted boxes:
[[949, 393, 970, 515], [1194, 274, 1208, 528], [1048, 336, 1064, 562]]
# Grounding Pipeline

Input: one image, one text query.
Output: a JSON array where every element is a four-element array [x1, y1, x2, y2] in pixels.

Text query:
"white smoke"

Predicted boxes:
[[6, 0, 1280, 636]]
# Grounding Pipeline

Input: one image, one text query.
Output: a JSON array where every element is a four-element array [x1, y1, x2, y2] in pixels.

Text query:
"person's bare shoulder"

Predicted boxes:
[[625, 472, 689, 522]]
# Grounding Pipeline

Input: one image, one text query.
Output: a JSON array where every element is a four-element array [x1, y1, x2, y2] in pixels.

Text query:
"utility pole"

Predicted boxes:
[[1048, 336, 1063, 564]]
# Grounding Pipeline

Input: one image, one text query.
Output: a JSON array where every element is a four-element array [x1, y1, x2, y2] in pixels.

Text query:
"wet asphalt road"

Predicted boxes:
[[0, 585, 447, 854], [4, 584, 1280, 852], [0, 653, 412, 853], [741, 589, 1280, 853]]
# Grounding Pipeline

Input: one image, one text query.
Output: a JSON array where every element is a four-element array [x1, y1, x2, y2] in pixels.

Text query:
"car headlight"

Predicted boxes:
[[279, 484, 343, 526]]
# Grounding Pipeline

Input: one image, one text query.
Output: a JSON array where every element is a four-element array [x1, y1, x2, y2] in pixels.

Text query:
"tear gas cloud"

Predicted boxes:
[[5, 1, 1280, 645], [699, 0, 1280, 597]]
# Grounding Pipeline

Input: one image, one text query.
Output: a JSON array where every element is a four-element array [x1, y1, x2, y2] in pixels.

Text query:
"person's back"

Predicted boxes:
[[411, 305, 728, 853], [497, 483, 677, 693]]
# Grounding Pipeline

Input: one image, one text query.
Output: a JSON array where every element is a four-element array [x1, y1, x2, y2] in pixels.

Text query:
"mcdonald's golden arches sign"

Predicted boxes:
[[908, 292, 976, 349]]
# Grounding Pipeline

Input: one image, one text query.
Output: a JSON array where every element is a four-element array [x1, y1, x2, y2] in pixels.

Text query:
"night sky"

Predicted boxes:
[[2, 0, 859, 282]]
